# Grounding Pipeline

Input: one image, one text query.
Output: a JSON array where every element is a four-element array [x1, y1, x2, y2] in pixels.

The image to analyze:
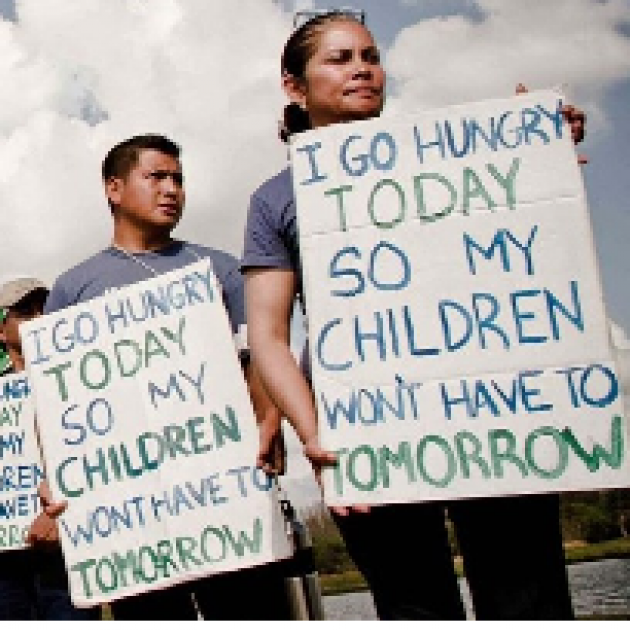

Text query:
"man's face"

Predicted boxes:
[[106, 149, 185, 233], [0, 291, 46, 354]]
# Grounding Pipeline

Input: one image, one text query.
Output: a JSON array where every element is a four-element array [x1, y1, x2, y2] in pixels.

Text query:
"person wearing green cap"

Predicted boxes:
[[0, 277, 48, 376]]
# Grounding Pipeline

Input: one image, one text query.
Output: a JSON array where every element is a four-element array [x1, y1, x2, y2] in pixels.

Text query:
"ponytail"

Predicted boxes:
[[279, 102, 311, 143]]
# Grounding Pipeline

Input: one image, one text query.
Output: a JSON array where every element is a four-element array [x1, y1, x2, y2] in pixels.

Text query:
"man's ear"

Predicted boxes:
[[282, 71, 307, 109], [104, 177, 123, 208]]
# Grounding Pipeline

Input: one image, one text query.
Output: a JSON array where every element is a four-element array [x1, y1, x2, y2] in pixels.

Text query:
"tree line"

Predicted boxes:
[[302, 490, 630, 575]]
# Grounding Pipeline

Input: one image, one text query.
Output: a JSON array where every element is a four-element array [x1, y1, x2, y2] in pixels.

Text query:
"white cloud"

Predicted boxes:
[[0, 20, 61, 134], [0, 0, 293, 284], [4, 0, 629, 282], [385, 0, 630, 132]]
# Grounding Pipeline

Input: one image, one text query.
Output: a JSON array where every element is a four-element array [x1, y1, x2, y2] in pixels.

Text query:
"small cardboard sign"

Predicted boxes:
[[21, 260, 292, 606], [0, 372, 43, 551]]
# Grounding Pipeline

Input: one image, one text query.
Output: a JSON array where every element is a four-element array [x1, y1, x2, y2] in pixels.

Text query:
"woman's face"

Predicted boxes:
[[289, 20, 385, 129]]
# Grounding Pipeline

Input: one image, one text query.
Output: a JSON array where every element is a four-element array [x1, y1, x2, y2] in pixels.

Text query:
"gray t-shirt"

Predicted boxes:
[[241, 167, 302, 296], [45, 241, 245, 336]]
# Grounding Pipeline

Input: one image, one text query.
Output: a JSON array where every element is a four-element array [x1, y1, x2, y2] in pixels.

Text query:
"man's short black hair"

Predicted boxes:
[[102, 134, 181, 182]]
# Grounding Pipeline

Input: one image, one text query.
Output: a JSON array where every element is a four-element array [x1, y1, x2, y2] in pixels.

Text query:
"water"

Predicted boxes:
[[569, 558, 630, 618], [323, 558, 630, 620]]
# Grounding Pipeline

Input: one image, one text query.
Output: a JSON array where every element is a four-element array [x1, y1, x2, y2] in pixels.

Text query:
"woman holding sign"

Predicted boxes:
[[243, 9, 585, 620]]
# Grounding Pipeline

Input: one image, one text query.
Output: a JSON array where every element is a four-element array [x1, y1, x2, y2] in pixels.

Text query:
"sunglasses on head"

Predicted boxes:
[[292, 7, 366, 29]]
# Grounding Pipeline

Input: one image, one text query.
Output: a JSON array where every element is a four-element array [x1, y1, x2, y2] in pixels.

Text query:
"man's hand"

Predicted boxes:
[[257, 414, 287, 475], [26, 481, 67, 547], [26, 512, 63, 547], [38, 480, 68, 517], [245, 361, 287, 475]]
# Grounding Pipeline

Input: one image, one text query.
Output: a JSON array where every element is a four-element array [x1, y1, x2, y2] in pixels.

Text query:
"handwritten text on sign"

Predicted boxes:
[[0, 373, 43, 551], [290, 90, 628, 506], [21, 261, 291, 606]]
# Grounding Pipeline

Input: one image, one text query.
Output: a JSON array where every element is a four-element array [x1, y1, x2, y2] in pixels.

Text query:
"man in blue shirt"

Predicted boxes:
[[35, 134, 292, 620]]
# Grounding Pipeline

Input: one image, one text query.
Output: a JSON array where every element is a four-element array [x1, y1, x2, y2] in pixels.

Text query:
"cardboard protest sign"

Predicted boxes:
[[290, 90, 629, 507], [20, 260, 292, 607], [0, 372, 43, 551]]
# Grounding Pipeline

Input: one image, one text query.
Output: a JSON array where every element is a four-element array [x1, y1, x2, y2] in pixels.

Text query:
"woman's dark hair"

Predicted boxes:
[[279, 11, 365, 143]]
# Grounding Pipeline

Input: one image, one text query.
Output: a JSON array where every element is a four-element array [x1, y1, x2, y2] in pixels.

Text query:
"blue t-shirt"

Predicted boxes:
[[45, 241, 246, 336], [242, 167, 314, 378], [241, 168, 302, 297]]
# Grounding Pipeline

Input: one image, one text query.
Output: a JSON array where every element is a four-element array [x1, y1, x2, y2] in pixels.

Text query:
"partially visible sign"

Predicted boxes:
[[0, 372, 43, 551]]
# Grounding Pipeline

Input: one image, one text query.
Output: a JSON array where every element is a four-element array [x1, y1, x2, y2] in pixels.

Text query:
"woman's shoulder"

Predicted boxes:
[[251, 167, 294, 208]]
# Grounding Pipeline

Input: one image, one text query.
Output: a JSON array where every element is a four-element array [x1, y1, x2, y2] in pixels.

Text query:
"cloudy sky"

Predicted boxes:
[[1, 0, 629, 508]]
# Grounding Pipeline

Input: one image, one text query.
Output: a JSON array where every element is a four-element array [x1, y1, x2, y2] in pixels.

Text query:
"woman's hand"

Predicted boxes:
[[516, 83, 587, 164], [303, 436, 371, 516]]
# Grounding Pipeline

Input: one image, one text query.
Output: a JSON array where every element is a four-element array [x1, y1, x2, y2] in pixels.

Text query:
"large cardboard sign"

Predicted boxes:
[[21, 260, 292, 607], [0, 372, 43, 551], [290, 90, 629, 506]]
